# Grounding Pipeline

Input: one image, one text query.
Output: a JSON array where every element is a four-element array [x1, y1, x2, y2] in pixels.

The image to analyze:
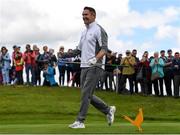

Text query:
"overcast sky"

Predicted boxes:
[[0, 0, 180, 57]]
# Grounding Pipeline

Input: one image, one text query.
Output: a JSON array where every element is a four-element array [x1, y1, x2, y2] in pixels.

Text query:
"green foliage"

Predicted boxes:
[[0, 86, 180, 133]]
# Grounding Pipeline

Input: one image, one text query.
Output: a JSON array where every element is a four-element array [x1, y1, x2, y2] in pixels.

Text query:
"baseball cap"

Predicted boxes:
[[126, 50, 131, 53]]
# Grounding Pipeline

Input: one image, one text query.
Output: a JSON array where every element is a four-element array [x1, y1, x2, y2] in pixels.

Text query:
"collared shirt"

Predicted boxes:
[[78, 21, 108, 67]]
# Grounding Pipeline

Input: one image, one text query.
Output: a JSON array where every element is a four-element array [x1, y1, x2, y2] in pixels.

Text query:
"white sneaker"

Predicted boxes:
[[68, 121, 85, 129], [106, 106, 116, 126]]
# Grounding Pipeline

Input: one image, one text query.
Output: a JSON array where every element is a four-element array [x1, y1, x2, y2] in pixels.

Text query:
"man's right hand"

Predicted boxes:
[[88, 57, 97, 66]]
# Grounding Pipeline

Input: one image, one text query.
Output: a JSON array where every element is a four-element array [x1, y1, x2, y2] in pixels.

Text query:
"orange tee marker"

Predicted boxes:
[[123, 108, 143, 132]]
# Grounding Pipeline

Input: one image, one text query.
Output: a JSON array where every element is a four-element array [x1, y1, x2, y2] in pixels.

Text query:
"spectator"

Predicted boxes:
[[33, 45, 42, 86], [113, 53, 122, 93], [159, 50, 167, 96], [9, 66, 16, 85], [150, 52, 165, 96], [164, 49, 174, 96], [138, 51, 151, 95], [1, 46, 11, 85], [104, 50, 114, 91], [71, 56, 81, 87], [0, 51, 3, 85], [49, 48, 57, 67], [35, 45, 51, 85], [43, 62, 58, 87], [23, 44, 35, 85], [11, 45, 20, 85], [66, 49, 74, 86], [172, 52, 180, 98], [131, 49, 140, 93], [119, 50, 136, 94], [12, 45, 18, 67], [13, 47, 24, 85], [49, 48, 57, 81], [57, 46, 66, 86], [41, 45, 51, 63], [110, 52, 117, 91]]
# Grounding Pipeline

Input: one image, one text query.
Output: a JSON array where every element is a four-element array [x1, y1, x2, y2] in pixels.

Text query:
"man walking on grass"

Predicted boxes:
[[65, 7, 116, 128]]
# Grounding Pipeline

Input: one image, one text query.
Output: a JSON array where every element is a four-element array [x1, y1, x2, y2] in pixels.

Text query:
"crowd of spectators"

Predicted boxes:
[[0, 44, 180, 98]]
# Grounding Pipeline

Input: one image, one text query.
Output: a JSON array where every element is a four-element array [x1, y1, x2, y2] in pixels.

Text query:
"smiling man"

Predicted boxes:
[[67, 7, 116, 129]]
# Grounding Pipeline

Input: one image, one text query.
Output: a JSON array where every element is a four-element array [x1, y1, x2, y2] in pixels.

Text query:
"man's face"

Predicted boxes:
[[82, 9, 95, 25], [26, 46, 30, 51], [126, 52, 131, 56], [43, 46, 48, 52], [175, 53, 179, 59], [168, 51, 172, 56], [132, 51, 137, 56], [161, 52, 165, 57], [59, 47, 64, 53]]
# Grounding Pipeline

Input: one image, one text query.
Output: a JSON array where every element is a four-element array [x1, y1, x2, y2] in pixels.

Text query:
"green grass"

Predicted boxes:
[[0, 86, 180, 134]]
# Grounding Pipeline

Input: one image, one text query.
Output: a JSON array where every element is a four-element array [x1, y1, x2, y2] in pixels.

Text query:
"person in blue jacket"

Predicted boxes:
[[1, 46, 11, 85], [150, 51, 165, 96], [43, 61, 58, 86]]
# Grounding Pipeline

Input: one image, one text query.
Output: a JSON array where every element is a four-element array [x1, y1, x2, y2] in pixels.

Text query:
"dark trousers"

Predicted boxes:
[[174, 75, 180, 97], [25, 64, 35, 85], [58, 65, 65, 86], [34, 66, 41, 85], [16, 70, 23, 85], [66, 66, 73, 85], [152, 78, 164, 96], [43, 79, 50, 86], [140, 79, 148, 95], [105, 71, 114, 91], [117, 74, 122, 93], [164, 74, 173, 96], [119, 74, 134, 94], [147, 81, 152, 95], [133, 73, 139, 93], [72, 72, 81, 87]]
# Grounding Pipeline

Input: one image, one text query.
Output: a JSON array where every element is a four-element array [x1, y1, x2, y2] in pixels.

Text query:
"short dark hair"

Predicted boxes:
[[26, 44, 30, 48], [1, 46, 6, 51], [144, 51, 148, 54], [160, 50, 165, 53], [132, 49, 137, 52], [167, 49, 172, 53], [13, 45, 17, 49], [84, 6, 96, 16]]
